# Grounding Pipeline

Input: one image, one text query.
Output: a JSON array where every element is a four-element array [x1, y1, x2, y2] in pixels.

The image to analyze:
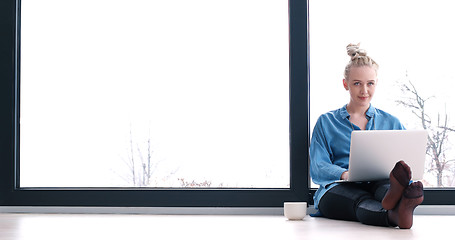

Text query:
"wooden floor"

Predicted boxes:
[[0, 213, 451, 240]]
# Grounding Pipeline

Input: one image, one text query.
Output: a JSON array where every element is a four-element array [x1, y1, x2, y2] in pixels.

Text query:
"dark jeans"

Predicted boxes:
[[318, 180, 395, 227]]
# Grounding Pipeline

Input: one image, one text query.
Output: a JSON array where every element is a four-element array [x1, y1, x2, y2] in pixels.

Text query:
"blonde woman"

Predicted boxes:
[[309, 44, 424, 229]]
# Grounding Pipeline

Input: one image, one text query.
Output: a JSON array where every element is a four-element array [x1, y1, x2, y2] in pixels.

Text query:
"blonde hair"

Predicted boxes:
[[343, 43, 379, 80]]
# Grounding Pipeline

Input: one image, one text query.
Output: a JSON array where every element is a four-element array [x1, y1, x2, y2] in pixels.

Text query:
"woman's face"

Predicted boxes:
[[343, 66, 377, 108]]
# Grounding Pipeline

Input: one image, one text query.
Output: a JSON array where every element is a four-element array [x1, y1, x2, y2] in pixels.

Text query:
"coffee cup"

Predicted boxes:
[[284, 202, 307, 220]]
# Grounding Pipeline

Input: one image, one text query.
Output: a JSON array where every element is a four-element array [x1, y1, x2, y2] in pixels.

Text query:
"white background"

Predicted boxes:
[[20, 0, 290, 187]]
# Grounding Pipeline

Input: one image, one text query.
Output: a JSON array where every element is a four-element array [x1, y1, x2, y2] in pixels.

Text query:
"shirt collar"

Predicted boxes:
[[340, 105, 350, 119], [340, 104, 376, 119], [365, 104, 376, 118]]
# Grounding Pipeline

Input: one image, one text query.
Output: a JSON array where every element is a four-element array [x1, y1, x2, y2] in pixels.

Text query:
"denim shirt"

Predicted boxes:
[[309, 104, 405, 209]]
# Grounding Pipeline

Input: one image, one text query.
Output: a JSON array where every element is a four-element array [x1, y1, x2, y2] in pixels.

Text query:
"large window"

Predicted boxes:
[[19, 0, 290, 188], [0, 0, 308, 206]]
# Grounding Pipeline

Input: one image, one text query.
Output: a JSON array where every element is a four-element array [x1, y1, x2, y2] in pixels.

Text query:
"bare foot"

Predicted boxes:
[[382, 160, 411, 210], [388, 181, 424, 229]]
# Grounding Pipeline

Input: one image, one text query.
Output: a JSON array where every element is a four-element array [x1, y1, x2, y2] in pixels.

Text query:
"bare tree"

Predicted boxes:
[[121, 125, 225, 188], [396, 80, 455, 187], [121, 125, 161, 187]]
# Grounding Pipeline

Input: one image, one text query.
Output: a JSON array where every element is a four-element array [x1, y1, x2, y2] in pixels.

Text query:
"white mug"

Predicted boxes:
[[284, 202, 307, 220]]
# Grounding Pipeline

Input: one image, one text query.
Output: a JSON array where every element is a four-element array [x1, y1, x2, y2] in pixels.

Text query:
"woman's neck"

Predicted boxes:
[[346, 103, 370, 116], [346, 103, 370, 130]]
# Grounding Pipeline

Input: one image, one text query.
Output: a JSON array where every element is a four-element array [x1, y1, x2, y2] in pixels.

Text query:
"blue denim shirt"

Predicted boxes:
[[310, 104, 405, 209]]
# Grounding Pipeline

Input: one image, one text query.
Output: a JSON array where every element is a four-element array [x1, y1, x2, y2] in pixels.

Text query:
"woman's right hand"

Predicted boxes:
[[341, 171, 349, 180]]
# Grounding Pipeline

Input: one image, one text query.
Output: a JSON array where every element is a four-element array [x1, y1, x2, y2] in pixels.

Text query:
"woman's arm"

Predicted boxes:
[[309, 118, 348, 186]]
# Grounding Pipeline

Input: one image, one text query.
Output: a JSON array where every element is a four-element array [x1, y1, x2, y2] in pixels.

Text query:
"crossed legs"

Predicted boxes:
[[318, 161, 423, 229]]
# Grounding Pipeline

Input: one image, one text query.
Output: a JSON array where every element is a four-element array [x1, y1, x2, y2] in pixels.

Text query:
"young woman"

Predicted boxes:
[[309, 43, 424, 229]]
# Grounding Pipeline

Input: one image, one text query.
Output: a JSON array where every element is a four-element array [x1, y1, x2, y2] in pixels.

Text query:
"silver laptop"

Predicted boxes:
[[346, 130, 428, 182]]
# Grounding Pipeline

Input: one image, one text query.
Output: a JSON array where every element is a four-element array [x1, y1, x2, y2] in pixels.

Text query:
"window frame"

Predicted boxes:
[[0, 0, 310, 207]]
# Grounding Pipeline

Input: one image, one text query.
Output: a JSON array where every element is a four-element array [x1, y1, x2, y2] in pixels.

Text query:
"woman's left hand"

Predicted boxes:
[[341, 171, 349, 180]]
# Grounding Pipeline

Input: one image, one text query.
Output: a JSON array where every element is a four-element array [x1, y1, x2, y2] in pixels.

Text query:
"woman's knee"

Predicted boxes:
[[319, 184, 370, 221]]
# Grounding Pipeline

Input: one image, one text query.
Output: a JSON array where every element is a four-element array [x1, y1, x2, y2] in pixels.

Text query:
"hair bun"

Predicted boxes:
[[346, 43, 367, 60], [344, 43, 378, 79]]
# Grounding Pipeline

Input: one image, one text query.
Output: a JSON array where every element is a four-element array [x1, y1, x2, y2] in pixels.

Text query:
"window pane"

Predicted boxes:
[[310, 0, 455, 188], [20, 0, 289, 188]]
